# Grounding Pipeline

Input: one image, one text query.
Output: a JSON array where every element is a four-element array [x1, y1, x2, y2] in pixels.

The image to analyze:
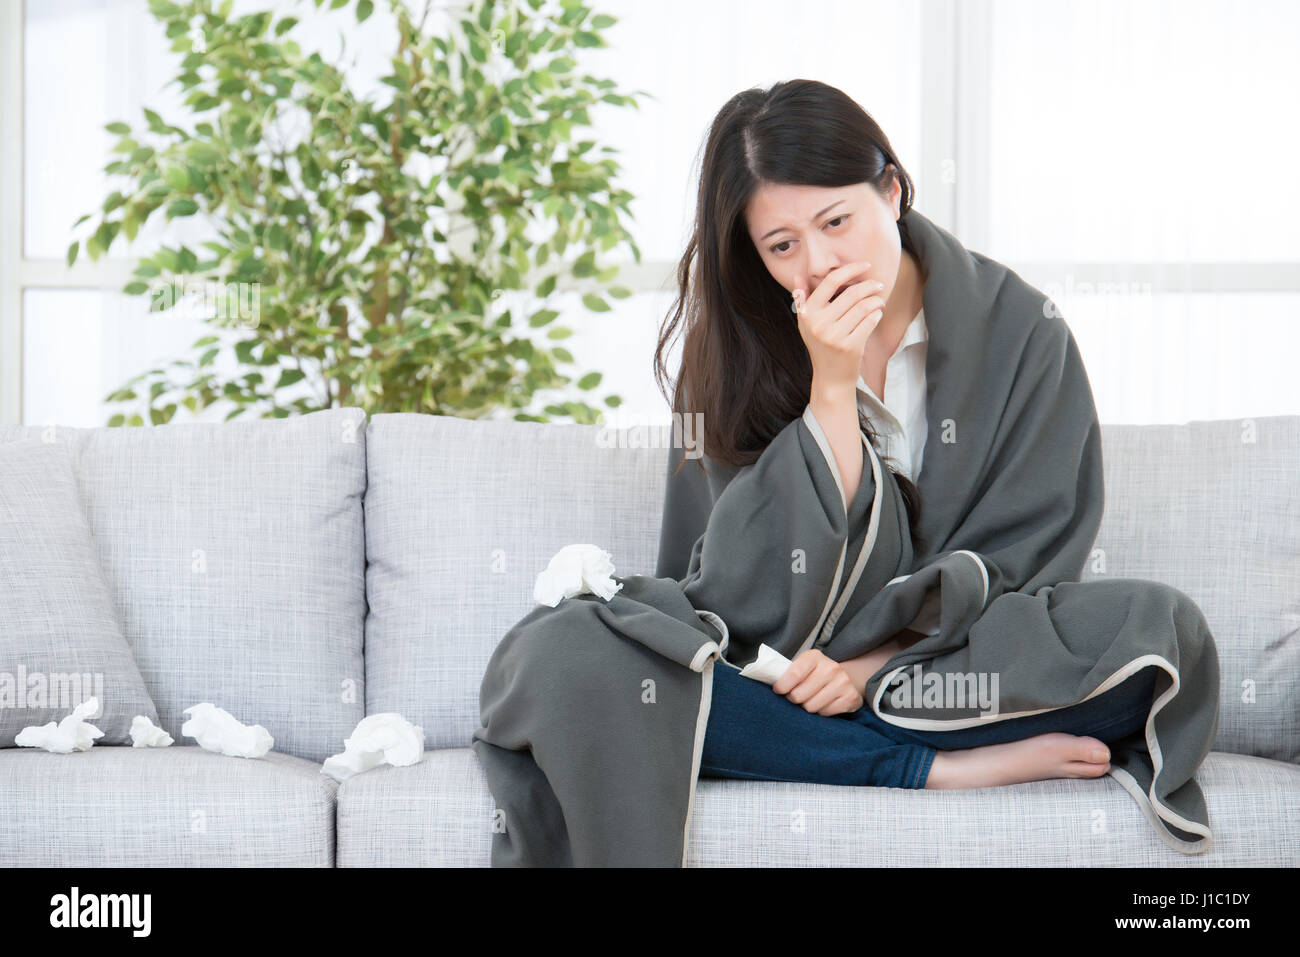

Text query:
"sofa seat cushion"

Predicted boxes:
[[335, 749, 1299, 867], [0, 746, 338, 866]]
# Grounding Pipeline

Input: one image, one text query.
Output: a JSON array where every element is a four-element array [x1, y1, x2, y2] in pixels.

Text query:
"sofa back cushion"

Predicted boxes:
[[1, 438, 162, 746], [363, 412, 665, 749], [0, 407, 368, 763], [1082, 415, 1299, 763]]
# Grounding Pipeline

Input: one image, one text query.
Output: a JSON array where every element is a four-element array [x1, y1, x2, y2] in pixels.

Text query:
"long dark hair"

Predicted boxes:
[[653, 78, 925, 546]]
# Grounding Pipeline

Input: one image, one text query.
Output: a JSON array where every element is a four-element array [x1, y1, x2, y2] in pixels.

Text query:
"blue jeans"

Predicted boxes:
[[699, 660, 1158, 790]]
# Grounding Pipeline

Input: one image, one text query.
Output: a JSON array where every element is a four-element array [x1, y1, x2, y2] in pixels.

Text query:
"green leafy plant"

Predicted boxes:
[[67, 0, 646, 425]]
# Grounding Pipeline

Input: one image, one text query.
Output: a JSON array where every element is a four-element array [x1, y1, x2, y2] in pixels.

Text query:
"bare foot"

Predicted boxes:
[[924, 732, 1112, 789]]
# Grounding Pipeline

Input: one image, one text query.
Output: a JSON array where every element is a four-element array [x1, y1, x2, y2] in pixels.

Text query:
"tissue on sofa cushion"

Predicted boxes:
[[0, 439, 161, 747], [13, 696, 105, 752]]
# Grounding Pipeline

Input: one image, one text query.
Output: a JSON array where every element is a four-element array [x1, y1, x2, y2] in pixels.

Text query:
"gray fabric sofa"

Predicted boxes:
[[2, 407, 1296, 866]]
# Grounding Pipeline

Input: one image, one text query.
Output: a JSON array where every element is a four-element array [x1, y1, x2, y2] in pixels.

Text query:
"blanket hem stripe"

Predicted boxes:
[[1139, 656, 1213, 848], [870, 655, 1164, 728], [818, 429, 886, 645], [683, 609, 731, 866], [1109, 766, 1213, 855], [797, 406, 851, 656]]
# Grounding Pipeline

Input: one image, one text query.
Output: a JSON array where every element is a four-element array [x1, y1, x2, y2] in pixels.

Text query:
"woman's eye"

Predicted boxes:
[[769, 215, 850, 255]]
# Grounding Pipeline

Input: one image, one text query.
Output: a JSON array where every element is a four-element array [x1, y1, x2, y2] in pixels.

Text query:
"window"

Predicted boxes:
[[977, 0, 1300, 422], [3, 0, 1291, 427]]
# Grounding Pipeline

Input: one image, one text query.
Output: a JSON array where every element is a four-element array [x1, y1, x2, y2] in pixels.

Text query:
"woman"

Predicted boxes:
[[652, 80, 1212, 817], [474, 80, 1217, 865]]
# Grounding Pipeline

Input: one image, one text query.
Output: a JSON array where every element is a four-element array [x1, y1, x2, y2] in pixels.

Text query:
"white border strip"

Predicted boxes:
[[817, 429, 885, 643], [797, 405, 850, 656], [682, 608, 730, 867], [955, 549, 990, 607]]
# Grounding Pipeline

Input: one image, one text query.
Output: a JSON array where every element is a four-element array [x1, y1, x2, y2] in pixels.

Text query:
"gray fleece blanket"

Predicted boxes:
[[472, 208, 1220, 865]]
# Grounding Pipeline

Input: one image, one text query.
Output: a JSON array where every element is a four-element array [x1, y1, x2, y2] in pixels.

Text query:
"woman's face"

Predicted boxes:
[[744, 177, 903, 308]]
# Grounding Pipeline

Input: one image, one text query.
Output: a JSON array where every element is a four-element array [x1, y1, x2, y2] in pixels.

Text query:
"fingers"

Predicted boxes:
[[772, 648, 821, 695], [776, 653, 847, 710], [826, 294, 886, 347], [802, 662, 862, 714], [781, 664, 829, 704], [819, 691, 864, 717], [830, 279, 885, 327], [840, 278, 885, 310], [772, 650, 864, 716], [805, 261, 872, 314], [799, 679, 861, 716], [802, 273, 884, 337], [802, 680, 847, 715], [774, 657, 857, 712]]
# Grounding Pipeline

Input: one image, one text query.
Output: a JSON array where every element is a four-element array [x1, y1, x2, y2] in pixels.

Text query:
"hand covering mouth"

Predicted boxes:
[[827, 278, 863, 303]]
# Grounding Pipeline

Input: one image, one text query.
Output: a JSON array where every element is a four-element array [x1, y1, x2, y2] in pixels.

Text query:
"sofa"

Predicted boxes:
[[1, 406, 1297, 866]]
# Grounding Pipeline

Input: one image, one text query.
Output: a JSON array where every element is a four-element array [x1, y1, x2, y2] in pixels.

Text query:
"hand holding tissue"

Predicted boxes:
[[320, 712, 426, 782], [533, 543, 624, 607], [181, 703, 273, 758], [14, 697, 105, 753], [738, 643, 794, 686]]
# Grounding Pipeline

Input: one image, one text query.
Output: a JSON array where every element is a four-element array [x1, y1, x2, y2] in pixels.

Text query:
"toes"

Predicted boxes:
[[1068, 737, 1110, 764], [1066, 760, 1111, 777]]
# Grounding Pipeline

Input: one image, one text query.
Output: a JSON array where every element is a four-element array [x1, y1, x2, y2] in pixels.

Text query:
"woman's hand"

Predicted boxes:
[[771, 648, 864, 717], [793, 261, 887, 396]]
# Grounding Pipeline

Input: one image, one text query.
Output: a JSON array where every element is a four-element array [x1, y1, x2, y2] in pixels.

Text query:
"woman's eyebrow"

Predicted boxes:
[[760, 200, 847, 241]]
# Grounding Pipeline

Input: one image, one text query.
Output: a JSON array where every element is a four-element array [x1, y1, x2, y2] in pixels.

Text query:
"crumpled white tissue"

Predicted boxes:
[[181, 703, 273, 758], [14, 697, 105, 752], [130, 714, 174, 748], [320, 713, 426, 783], [739, 643, 794, 685], [533, 543, 625, 607]]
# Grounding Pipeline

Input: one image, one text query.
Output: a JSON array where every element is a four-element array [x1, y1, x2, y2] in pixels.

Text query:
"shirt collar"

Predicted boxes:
[[898, 306, 928, 354], [870, 307, 928, 368], [854, 307, 928, 402]]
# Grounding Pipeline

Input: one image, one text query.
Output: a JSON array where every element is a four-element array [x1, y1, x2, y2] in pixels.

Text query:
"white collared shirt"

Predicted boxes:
[[855, 306, 929, 484], [856, 306, 941, 636]]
